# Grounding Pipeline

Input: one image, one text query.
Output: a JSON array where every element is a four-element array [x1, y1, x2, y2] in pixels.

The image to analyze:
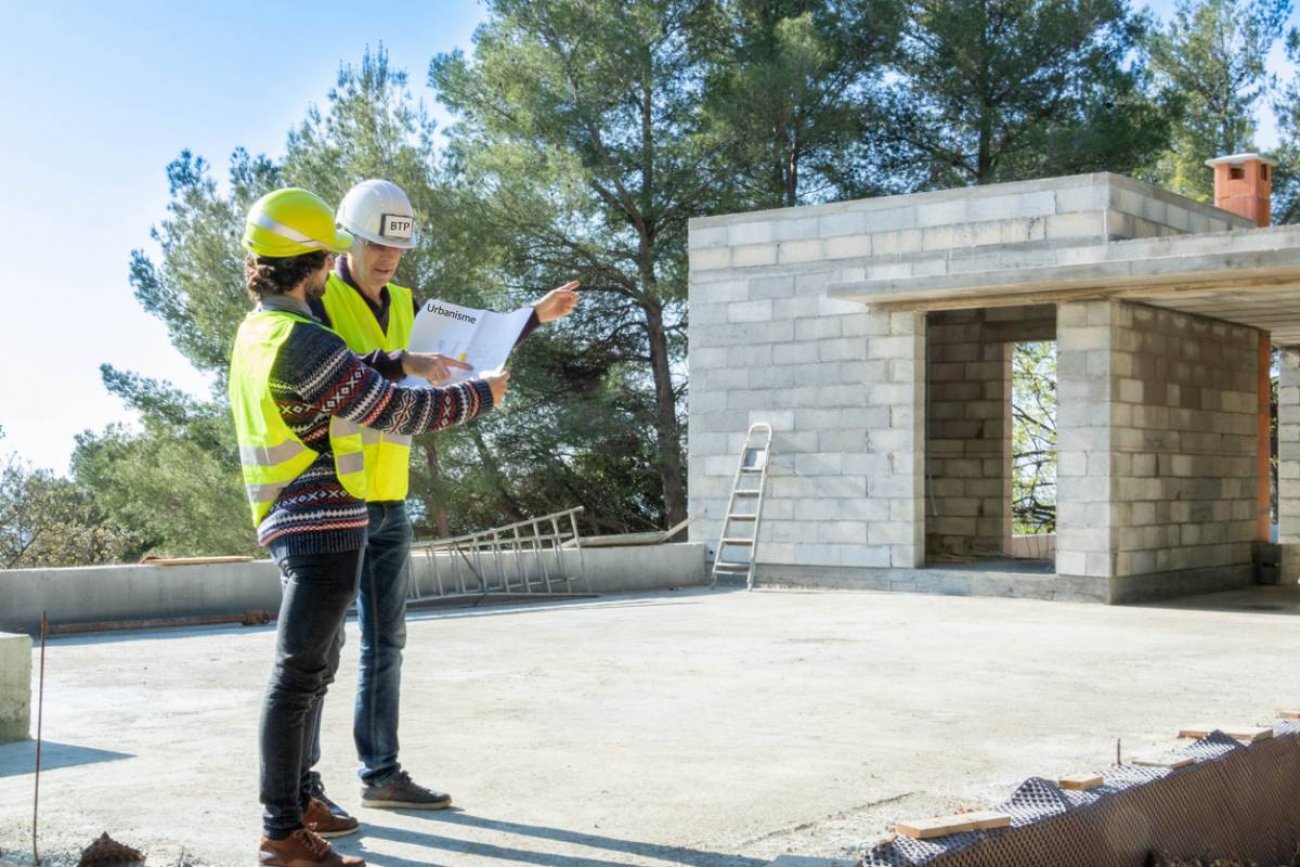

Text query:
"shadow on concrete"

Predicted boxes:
[[407, 593, 717, 625], [918, 558, 1054, 574], [42, 621, 278, 648], [33, 591, 721, 645], [1134, 584, 1300, 617], [359, 811, 767, 867], [0, 740, 133, 778]]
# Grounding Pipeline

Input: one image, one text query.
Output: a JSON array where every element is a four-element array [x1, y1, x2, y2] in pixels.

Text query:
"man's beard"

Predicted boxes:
[[305, 272, 329, 301]]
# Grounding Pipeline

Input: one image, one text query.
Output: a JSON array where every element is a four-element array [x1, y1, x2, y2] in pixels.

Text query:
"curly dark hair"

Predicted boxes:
[[244, 252, 329, 301]]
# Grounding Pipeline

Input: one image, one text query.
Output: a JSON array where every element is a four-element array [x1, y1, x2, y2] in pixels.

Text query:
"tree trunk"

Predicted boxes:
[[642, 297, 687, 526], [469, 427, 527, 523], [420, 440, 450, 539]]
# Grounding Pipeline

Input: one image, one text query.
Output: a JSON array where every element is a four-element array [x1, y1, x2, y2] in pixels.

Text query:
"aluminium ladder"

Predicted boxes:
[[406, 506, 590, 605], [710, 423, 772, 590]]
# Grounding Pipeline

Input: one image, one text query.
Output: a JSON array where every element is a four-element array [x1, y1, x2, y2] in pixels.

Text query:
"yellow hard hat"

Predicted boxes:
[[243, 188, 354, 258]]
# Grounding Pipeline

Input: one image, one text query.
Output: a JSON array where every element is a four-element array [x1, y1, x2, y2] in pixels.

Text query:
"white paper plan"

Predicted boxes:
[[402, 298, 532, 386]]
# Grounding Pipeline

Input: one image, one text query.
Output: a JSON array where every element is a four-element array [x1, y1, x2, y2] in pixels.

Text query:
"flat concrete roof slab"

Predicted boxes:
[[830, 223, 1300, 344], [2, 586, 1299, 866]]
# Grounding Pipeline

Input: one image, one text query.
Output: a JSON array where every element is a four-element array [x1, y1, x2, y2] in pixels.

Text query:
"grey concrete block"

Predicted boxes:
[[780, 239, 826, 264], [732, 243, 778, 268], [689, 247, 731, 271], [0, 632, 31, 742]]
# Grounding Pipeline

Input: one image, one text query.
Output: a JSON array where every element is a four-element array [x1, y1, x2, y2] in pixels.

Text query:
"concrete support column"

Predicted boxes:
[[1055, 300, 1115, 585], [1258, 334, 1273, 542], [1278, 348, 1300, 579], [891, 312, 927, 568]]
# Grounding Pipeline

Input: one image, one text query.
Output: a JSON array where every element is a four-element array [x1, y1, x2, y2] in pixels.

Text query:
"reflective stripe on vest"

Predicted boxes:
[[228, 309, 368, 527], [320, 273, 416, 501]]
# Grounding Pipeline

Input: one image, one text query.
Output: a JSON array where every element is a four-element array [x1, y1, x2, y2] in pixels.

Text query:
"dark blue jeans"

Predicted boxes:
[[354, 501, 413, 784], [260, 548, 362, 838], [306, 501, 413, 791]]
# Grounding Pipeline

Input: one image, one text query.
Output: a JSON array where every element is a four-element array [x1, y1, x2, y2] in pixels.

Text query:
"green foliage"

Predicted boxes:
[[129, 148, 281, 385], [890, 0, 1170, 188], [703, 0, 903, 206], [1011, 342, 1057, 535], [1147, 0, 1290, 200], [68, 367, 257, 559], [430, 0, 726, 526], [1270, 30, 1300, 223], [63, 2, 1263, 556], [0, 428, 141, 568]]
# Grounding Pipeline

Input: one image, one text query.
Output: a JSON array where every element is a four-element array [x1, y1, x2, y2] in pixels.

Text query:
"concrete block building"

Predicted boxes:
[[687, 156, 1300, 603]]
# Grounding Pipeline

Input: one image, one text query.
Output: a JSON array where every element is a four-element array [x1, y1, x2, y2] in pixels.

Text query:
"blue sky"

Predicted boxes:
[[0, 0, 488, 471], [0, 0, 1294, 472]]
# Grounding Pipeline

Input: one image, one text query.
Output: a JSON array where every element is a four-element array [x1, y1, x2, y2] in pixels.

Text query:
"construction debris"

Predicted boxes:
[[77, 832, 145, 867], [1177, 725, 1272, 743], [894, 810, 1011, 840], [1056, 773, 1103, 791]]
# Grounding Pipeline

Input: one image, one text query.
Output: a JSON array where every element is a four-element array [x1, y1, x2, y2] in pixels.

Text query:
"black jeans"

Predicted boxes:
[[260, 548, 362, 838]]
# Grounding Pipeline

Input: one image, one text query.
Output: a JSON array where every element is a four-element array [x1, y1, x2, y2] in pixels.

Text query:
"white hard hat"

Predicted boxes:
[[336, 179, 418, 249]]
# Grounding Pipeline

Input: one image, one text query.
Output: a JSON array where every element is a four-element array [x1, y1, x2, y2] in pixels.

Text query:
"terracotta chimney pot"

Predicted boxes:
[[1204, 153, 1276, 227]]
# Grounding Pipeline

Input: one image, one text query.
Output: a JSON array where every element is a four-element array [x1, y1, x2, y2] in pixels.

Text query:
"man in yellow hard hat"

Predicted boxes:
[[300, 178, 579, 821], [230, 187, 506, 866]]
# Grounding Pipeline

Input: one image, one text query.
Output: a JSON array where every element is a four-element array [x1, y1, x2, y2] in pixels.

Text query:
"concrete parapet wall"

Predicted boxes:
[[0, 632, 31, 742], [691, 174, 1251, 289], [0, 560, 285, 636], [0, 545, 708, 635]]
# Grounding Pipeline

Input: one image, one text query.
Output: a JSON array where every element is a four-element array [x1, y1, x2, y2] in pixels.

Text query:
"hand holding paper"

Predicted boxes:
[[401, 352, 473, 385], [405, 299, 533, 387], [483, 370, 510, 406]]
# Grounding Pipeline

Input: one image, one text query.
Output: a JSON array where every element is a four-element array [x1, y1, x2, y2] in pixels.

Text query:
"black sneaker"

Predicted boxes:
[[360, 770, 453, 809]]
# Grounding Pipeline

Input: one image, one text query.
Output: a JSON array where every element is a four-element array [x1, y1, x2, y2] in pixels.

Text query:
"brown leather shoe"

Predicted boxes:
[[304, 797, 359, 838], [258, 828, 365, 866]]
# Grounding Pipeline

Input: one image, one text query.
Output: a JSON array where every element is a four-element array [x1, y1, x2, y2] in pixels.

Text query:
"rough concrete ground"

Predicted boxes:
[[1, 584, 1298, 867]]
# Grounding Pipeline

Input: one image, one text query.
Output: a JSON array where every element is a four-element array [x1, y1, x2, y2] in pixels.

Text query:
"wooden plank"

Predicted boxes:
[[1131, 755, 1195, 770], [1057, 774, 1103, 791], [143, 555, 255, 566], [1177, 724, 1273, 743], [896, 811, 1010, 840]]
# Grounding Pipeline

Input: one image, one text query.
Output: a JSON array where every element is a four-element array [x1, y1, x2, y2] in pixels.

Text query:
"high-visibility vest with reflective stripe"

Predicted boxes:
[[320, 273, 416, 501], [228, 309, 368, 527]]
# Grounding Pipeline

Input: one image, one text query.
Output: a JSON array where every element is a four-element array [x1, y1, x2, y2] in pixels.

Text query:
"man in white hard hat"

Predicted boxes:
[[303, 178, 579, 822], [231, 187, 505, 865]]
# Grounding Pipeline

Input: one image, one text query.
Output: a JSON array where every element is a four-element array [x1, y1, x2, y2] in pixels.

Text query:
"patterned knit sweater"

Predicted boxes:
[[256, 314, 493, 556]]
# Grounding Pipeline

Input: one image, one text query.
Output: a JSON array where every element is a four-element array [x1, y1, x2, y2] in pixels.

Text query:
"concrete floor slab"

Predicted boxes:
[[2, 585, 1298, 866]]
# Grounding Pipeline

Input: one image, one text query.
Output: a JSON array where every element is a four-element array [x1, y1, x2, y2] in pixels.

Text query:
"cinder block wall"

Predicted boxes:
[[689, 173, 1254, 593], [926, 306, 1056, 560], [1057, 300, 1261, 600], [688, 175, 1122, 574], [686, 280, 926, 572]]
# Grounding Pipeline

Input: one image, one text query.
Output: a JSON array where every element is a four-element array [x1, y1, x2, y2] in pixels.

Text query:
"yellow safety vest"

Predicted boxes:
[[228, 309, 368, 527], [320, 273, 416, 501]]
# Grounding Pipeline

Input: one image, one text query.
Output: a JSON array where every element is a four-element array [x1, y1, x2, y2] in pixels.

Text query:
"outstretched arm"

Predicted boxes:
[[273, 322, 508, 437]]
